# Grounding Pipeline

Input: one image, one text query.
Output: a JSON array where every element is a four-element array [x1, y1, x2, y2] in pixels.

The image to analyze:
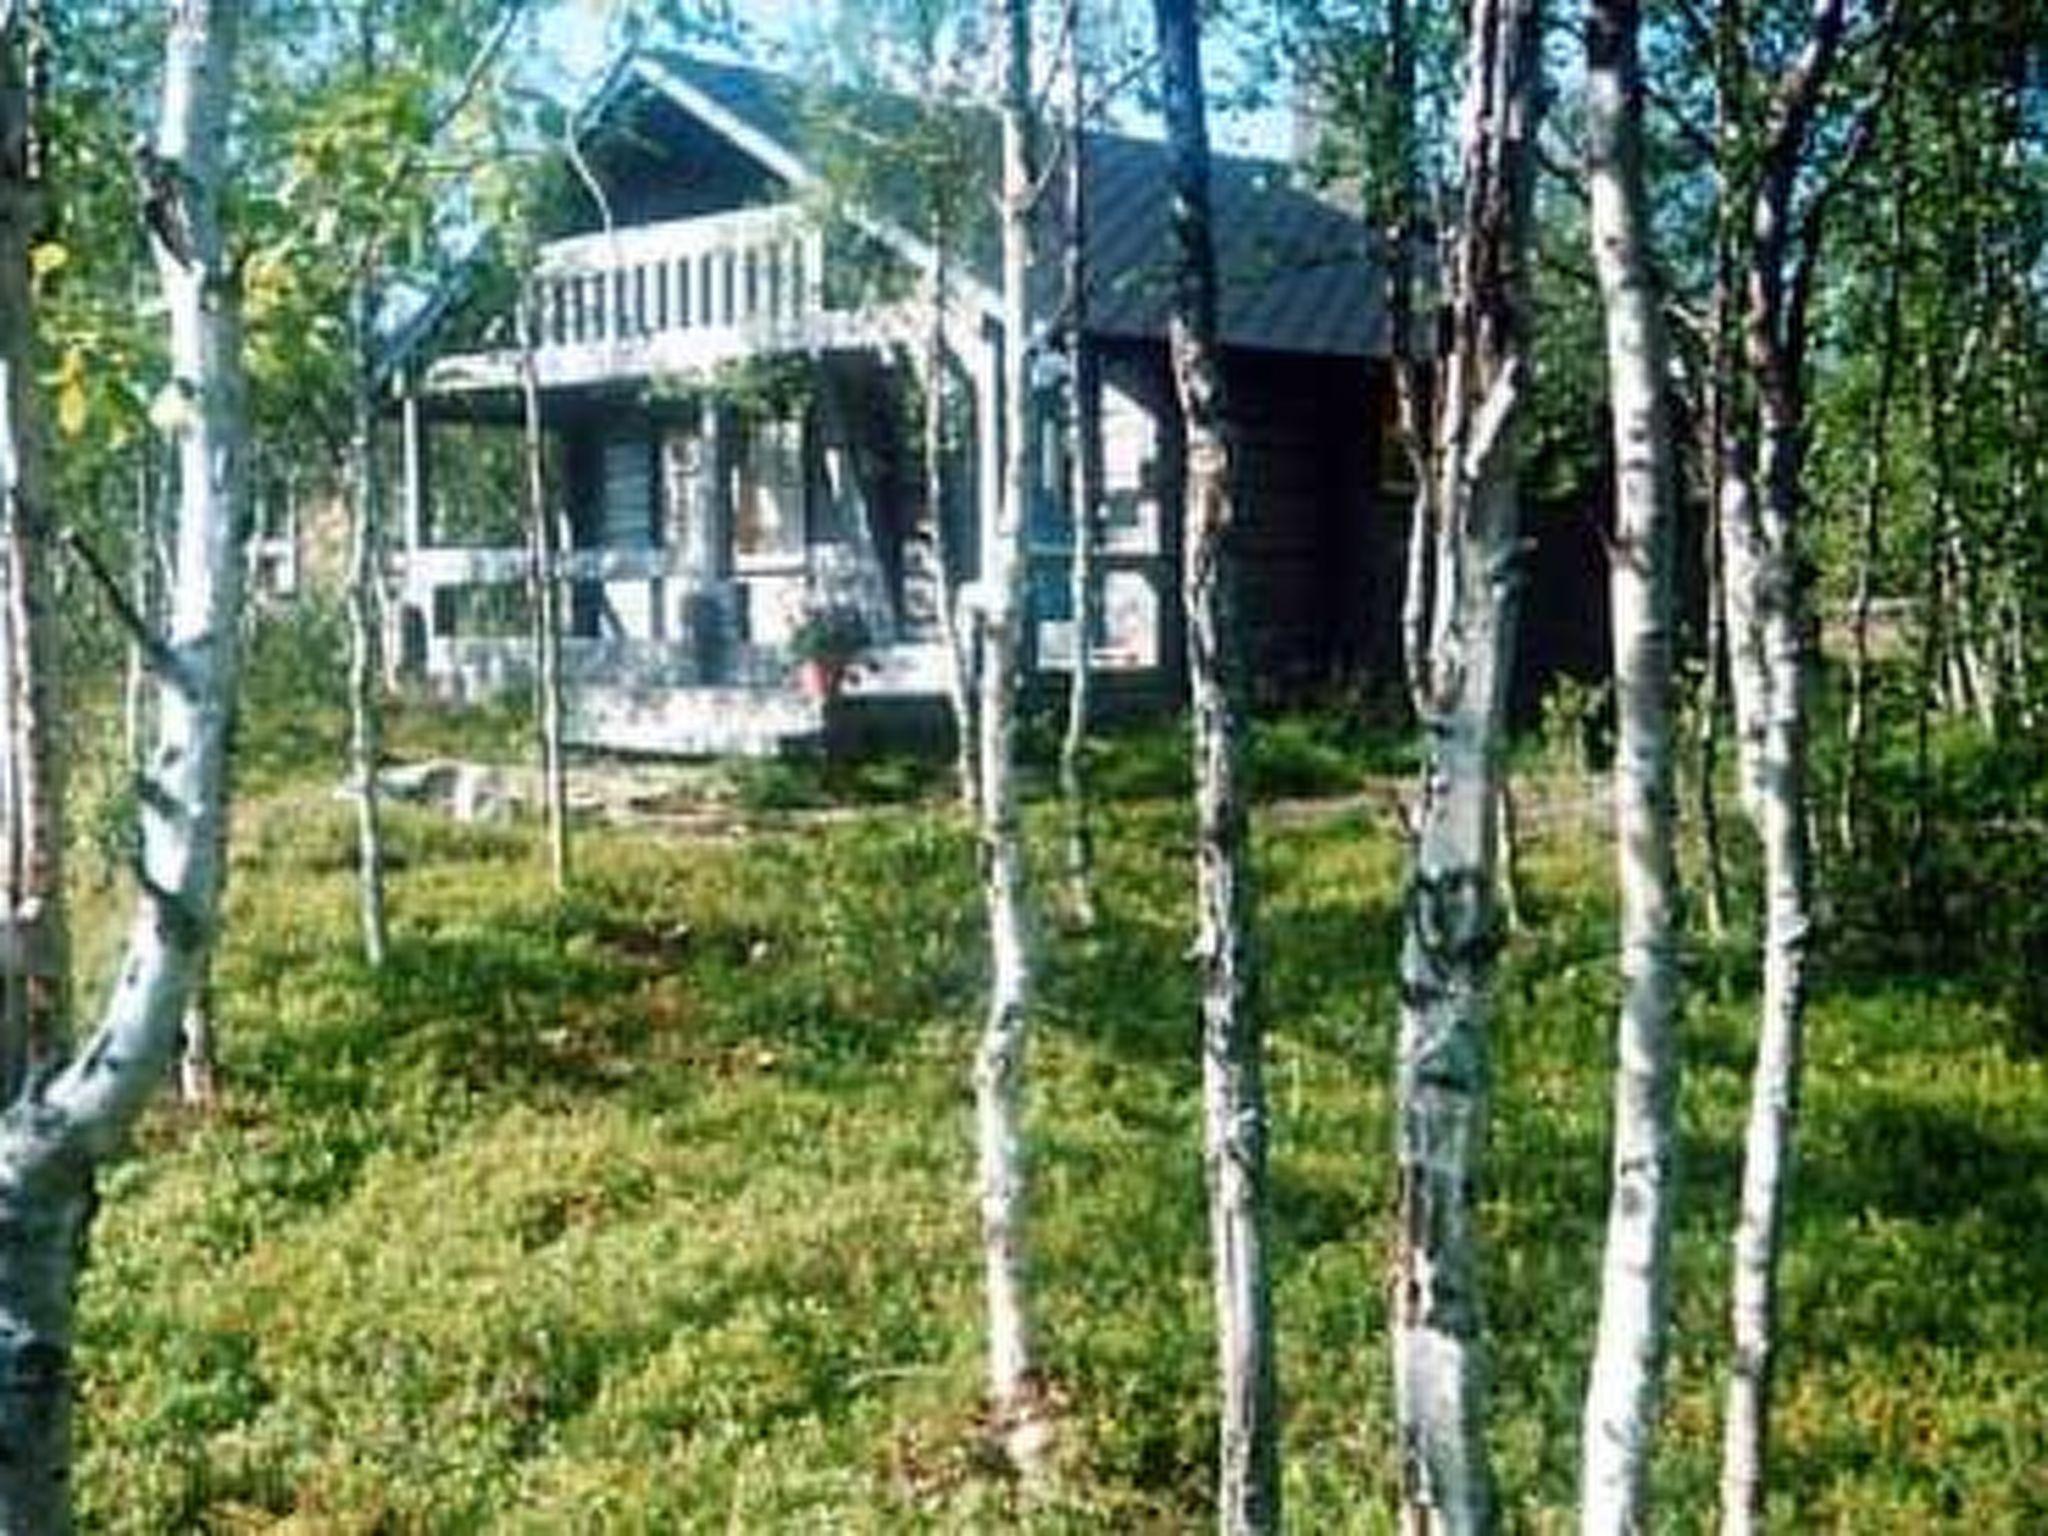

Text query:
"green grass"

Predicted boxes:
[[67, 728, 2048, 1530]]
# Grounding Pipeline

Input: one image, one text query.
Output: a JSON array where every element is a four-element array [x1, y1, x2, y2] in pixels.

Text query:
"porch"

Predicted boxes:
[[391, 523, 961, 756]]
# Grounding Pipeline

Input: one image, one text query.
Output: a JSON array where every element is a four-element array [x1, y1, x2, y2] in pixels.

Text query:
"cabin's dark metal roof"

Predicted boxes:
[[621, 52, 1386, 359]]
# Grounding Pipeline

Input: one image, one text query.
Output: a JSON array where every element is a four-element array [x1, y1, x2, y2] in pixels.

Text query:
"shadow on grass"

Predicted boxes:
[[238, 894, 940, 1130], [1808, 1095, 2048, 1261]]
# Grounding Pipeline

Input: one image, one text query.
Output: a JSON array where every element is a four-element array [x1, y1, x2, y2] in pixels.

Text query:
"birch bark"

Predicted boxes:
[[0, 3, 247, 1524], [972, 0, 1046, 1470], [1717, 3, 1850, 1525], [1152, 4, 1279, 1527], [1380, 0, 1440, 720], [922, 238, 979, 817], [517, 296, 568, 892], [1059, 25, 1100, 929], [347, 275, 389, 965], [1696, 403, 1730, 940], [1392, 0, 1543, 1528], [1578, 0, 1682, 1525], [1710, 0, 1767, 831], [0, 0, 66, 1096]]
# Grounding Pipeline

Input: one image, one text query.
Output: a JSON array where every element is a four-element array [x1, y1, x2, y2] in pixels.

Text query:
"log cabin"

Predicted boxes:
[[386, 50, 1400, 755]]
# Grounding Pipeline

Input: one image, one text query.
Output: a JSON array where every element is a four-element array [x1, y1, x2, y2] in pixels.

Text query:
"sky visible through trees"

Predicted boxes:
[[538, 0, 1296, 153]]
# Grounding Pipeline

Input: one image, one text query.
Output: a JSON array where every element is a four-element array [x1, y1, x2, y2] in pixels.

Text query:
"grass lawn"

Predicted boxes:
[[67, 713, 2048, 1530]]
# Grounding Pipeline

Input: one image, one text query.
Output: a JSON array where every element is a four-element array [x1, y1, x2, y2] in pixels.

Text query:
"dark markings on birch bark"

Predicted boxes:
[[1390, 0, 1544, 1527], [0, 4, 249, 1524], [1153, 4, 1280, 1526]]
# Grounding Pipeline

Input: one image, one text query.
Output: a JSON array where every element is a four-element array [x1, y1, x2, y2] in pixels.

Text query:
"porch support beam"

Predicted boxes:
[[400, 378, 428, 550], [396, 373, 432, 677]]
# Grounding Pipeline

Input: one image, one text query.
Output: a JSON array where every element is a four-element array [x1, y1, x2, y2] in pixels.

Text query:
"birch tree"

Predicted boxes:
[[923, 238, 980, 816], [295, 0, 532, 955], [1577, 0, 1682, 1524], [516, 293, 568, 893], [1152, 2, 1278, 1526], [346, 270, 388, 962], [1058, 0, 1101, 928], [971, 0, 1050, 1472], [0, 0, 248, 1523], [0, 0, 68, 1097], [1708, 3, 1895, 1524], [1389, 0, 1544, 1525]]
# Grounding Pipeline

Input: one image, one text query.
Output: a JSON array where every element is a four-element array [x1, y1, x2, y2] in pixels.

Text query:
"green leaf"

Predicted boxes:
[[57, 378, 88, 438]]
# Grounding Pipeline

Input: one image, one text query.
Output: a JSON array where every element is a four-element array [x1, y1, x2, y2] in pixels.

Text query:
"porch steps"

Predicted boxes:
[[565, 682, 824, 759]]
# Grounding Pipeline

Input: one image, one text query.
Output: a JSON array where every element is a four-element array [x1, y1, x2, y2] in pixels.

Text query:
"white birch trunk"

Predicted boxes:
[[0, 1, 66, 1095], [1393, 2, 1543, 1528], [347, 277, 388, 965], [1717, 432, 1768, 828], [1695, 475, 1730, 941], [1717, 4, 1846, 1520], [922, 242, 979, 818], [1153, 4, 1280, 1527], [1380, 0, 1441, 722], [1059, 41, 1100, 930], [972, 0, 1045, 1472], [517, 298, 568, 892], [1716, 502, 1811, 1536], [0, 4, 247, 1524], [1579, 0, 1682, 1525], [1711, 0, 1766, 834]]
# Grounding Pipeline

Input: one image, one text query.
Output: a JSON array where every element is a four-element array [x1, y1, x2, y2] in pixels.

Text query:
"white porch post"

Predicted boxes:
[[401, 380, 428, 550], [395, 375, 430, 679]]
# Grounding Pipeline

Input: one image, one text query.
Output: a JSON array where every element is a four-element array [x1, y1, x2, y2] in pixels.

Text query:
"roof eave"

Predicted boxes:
[[626, 55, 1006, 332]]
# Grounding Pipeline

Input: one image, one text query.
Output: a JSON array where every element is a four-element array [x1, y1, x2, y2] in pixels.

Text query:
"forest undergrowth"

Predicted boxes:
[[65, 685, 2048, 1531]]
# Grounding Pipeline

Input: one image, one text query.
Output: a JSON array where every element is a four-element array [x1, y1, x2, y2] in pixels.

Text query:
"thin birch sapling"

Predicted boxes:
[[1578, 0, 1684, 1524], [1152, 0, 1280, 1525], [971, 0, 1050, 1472]]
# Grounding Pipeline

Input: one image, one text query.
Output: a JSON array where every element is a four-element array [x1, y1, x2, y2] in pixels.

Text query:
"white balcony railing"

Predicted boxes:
[[426, 204, 866, 394], [531, 205, 825, 349]]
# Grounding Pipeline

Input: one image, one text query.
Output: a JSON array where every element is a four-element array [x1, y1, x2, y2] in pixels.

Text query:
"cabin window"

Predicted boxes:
[[599, 432, 655, 547], [734, 414, 805, 565], [1098, 383, 1161, 554]]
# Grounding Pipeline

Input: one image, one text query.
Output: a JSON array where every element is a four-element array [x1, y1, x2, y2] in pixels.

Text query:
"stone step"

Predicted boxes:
[[564, 682, 824, 758]]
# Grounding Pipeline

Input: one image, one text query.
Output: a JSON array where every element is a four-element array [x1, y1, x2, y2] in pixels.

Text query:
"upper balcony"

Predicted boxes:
[[423, 204, 919, 397]]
